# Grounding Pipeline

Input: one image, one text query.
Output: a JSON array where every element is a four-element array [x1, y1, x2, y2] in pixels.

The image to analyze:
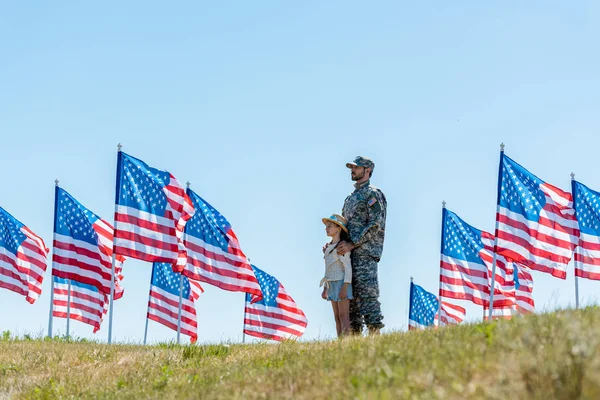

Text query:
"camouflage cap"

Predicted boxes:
[[346, 156, 375, 170]]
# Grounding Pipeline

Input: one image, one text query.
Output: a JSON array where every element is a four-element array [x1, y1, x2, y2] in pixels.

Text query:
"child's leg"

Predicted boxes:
[[337, 299, 351, 336], [331, 301, 342, 338]]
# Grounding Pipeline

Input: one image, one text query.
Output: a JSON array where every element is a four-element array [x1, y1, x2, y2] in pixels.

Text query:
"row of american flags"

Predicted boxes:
[[410, 145, 600, 329], [0, 149, 307, 343]]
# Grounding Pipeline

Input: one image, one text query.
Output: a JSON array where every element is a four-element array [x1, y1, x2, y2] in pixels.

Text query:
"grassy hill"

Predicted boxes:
[[1, 307, 599, 399]]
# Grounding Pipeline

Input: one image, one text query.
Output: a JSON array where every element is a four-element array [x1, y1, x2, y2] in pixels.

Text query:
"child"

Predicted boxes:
[[320, 214, 353, 337]]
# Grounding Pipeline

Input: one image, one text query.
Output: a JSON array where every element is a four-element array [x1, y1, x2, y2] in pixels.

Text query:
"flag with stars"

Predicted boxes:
[[177, 189, 262, 297], [0, 206, 48, 303], [436, 300, 466, 327], [572, 180, 600, 281], [52, 276, 109, 333], [243, 265, 307, 342], [52, 187, 125, 298], [408, 282, 439, 330], [147, 262, 203, 343], [114, 152, 195, 265], [495, 153, 579, 279]]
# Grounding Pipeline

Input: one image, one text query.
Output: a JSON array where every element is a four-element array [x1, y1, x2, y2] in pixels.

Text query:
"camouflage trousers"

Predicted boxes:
[[349, 253, 384, 334]]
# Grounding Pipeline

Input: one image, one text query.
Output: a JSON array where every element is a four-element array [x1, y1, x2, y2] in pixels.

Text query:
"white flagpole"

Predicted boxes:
[[488, 143, 505, 320], [242, 293, 246, 344], [176, 181, 191, 345], [48, 179, 60, 339], [108, 143, 122, 344], [143, 263, 155, 346], [437, 201, 446, 324], [47, 277, 55, 338], [571, 172, 581, 309], [176, 274, 184, 345], [66, 279, 72, 339]]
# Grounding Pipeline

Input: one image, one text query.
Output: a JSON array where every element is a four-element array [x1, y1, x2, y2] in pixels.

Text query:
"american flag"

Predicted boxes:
[[52, 187, 124, 299], [243, 265, 307, 341], [114, 152, 195, 265], [408, 282, 438, 330], [52, 276, 109, 333], [436, 300, 466, 326], [514, 263, 535, 314], [440, 208, 492, 306], [572, 180, 600, 281], [147, 262, 203, 343], [495, 153, 579, 279], [0, 206, 48, 303], [177, 189, 262, 297]]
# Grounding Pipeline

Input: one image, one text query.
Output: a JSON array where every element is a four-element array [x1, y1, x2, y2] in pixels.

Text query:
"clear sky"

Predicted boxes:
[[1, 2, 599, 344]]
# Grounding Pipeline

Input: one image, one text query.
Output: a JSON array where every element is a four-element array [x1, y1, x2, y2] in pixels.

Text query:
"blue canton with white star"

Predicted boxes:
[[246, 265, 279, 307], [152, 262, 191, 299], [573, 181, 600, 236], [499, 155, 545, 222], [442, 209, 485, 264], [0, 207, 27, 257], [409, 283, 439, 327], [55, 188, 101, 246], [185, 189, 233, 252], [118, 152, 171, 215]]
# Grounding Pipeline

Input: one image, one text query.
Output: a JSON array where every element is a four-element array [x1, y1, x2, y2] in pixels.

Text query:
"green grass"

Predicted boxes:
[[1, 307, 600, 399]]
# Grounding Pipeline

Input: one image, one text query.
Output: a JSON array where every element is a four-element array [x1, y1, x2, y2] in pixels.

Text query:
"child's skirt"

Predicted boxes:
[[326, 280, 353, 302]]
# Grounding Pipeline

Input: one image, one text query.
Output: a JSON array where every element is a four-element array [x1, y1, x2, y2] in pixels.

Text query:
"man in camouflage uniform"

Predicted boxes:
[[337, 156, 387, 335]]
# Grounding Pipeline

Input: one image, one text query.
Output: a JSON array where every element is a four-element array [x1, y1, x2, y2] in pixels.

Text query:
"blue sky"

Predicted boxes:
[[1, 2, 599, 343]]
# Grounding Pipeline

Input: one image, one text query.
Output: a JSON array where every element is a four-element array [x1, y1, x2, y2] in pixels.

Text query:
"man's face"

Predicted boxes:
[[350, 165, 367, 181]]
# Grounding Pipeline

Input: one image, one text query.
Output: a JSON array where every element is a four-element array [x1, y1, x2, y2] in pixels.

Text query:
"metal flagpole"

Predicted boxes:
[[47, 277, 55, 338], [571, 172, 580, 309], [242, 293, 246, 344], [437, 201, 446, 324], [176, 274, 184, 345], [48, 179, 60, 338], [66, 279, 72, 339], [143, 263, 155, 345], [409, 276, 414, 328], [108, 143, 122, 345], [488, 143, 505, 320], [176, 181, 190, 345]]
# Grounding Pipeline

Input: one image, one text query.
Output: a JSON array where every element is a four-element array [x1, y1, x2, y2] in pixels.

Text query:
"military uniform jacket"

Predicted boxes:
[[342, 180, 387, 260]]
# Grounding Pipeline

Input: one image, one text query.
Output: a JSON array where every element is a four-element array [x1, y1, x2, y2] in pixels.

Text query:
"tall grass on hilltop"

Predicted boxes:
[[0, 307, 599, 399]]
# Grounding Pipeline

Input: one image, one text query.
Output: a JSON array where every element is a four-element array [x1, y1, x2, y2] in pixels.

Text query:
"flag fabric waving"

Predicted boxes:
[[178, 189, 262, 297], [494, 153, 579, 279], [572, 180, 600, 281], [440, 208, 493, 306], [52, 276, 109, 333], [514, 264, 535, 314], [0, 207, 48, 303], [436, 300, 466, 326], [243, 266, 307, 341], [147, 262, 203, 343], [114, 152, 195, 265], [408, 282, 438, 330], [52, 187, 124, 298]]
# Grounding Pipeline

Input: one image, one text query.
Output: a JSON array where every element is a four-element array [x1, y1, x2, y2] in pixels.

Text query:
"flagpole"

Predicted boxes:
[[409, 276, 414, 329], [176, 181, 191, 345], [488, 143, 505, 320], [176, 274, 184, 345], [66, 279, 72, 339], [437, 201, 446, 323], [108, 144, 122, 345], [48, 179, 60, 339], [143, 263, 155, 346], [571, 172, 580, 309], [242, 293, 246, 344]]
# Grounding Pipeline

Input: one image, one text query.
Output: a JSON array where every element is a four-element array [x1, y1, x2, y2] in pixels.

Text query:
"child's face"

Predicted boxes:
[[325, 222, 341, 237]]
